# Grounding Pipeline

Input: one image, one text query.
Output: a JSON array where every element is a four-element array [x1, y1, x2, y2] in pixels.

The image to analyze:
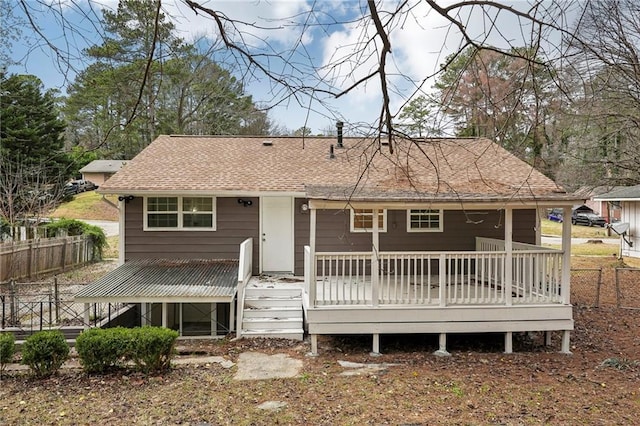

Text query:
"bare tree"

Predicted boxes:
[[557, 0, 640, 188]]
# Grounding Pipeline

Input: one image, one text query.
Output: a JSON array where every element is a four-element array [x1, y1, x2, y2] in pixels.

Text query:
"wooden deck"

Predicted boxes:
[[302, 238, 573, 354]]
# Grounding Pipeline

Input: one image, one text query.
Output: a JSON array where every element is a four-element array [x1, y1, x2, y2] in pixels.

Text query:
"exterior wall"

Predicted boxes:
[[124, 196, 260, 274], [293, 203, 536, 275], [82, 172, 111, 186], [621, 201, 640, 258]]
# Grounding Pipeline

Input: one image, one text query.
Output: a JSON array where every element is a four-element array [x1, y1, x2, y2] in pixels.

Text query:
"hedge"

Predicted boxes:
[[21, 330, 70, 378], [76, 326, 179, 374]]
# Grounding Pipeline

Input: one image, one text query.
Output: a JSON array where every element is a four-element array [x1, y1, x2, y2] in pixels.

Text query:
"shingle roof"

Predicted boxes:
[[99, 135, 576, 203], [593, 185, 640, 201], [80, 159, 129, 173], [74, 259, 238, 302]]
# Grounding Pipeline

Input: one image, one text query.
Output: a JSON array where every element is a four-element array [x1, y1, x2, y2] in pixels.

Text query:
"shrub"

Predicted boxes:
[[43, 218, 107, 259], [128, 326, 179, 373], [76, 327, 132, 374], [21, 330, 70, 378], [0, 333, 16, 376]]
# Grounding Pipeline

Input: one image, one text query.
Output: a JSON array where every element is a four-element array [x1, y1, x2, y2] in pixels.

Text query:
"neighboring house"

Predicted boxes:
[[574, 186, 623, 223], [593, 185, 640, 258], [79, 160, 129, 186], [75, 133, 581, 355]]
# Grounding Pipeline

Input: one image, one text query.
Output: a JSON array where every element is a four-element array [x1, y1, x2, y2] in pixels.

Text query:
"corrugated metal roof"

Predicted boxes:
[[75, 259, 238, 302]]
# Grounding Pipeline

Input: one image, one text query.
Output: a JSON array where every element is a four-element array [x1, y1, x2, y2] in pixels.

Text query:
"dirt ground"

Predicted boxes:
[[1, 258, 639, 425]]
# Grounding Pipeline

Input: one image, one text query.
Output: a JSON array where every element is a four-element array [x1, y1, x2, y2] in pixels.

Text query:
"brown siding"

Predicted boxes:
[[125, 197, 260, 274], [293, 206, 537, 275]]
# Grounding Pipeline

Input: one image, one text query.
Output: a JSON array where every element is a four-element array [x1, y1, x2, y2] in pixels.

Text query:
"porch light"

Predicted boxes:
[[238, 198, 253, 207], [301, 203, 309, 213]]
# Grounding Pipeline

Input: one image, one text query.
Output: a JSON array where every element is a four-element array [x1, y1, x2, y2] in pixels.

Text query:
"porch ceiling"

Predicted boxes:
[[74, 259, 238, 303]]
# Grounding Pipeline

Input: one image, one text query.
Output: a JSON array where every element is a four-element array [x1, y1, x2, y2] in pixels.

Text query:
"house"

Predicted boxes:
[[574, 186, 623, 223], [593, 185, 640, 258], [79, 160, 129, 186], [75, 131, 581, 355]]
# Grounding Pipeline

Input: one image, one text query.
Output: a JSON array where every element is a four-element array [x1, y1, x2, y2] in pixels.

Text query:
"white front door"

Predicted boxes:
[[261, 197, 294, 272]]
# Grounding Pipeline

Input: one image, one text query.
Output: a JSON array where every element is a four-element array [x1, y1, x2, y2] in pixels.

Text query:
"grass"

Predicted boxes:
[[541, 218, 614, 239], [103, 235, 119, 259], [51, 191, 119, 221]]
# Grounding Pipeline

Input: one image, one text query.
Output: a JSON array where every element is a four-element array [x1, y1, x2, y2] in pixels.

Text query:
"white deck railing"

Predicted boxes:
[[308, 238, 564, 307], [236, 238, 253, 336]]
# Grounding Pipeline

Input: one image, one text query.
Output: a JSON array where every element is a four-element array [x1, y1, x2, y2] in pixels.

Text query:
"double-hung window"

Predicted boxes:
[[407, 209, 443, 232], [145, 196, 216, 230], [350, 208, 387, 232]]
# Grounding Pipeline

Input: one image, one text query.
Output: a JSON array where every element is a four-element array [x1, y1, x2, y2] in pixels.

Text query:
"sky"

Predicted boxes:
[[3, 0, 579, 135]]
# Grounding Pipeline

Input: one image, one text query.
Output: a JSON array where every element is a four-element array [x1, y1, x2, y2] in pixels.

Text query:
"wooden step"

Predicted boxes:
[[243, 306, 303, 319], [241, 329, 304, 340]]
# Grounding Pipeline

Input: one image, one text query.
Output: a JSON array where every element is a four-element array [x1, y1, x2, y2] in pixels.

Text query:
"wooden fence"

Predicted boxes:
[[0, 236, 94, 281]]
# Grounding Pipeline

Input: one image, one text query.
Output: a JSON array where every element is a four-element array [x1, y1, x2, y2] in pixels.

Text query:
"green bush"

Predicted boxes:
[[129, 326, 179, 373], [43, 218, 107, 259], [21, 330, 70, 378], [0, 333, 16, 376], [76, 327, 132, 374]]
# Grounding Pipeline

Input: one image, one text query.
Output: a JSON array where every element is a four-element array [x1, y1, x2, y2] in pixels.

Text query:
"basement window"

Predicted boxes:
[[350, 209, 387, 232], [145, 196, 216, 231], [407, 209, 443, 232]]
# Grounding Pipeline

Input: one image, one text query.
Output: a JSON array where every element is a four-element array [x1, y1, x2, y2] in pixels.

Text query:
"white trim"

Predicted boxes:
[[350, 208, 387, 233], [118, 198, 125, 265], [310, 199, 581, 211], [143, 196, 217, 231], [406, 209, 443, 232]]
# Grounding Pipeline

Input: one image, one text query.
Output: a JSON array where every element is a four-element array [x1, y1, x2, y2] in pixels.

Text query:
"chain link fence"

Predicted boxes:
[[614, 268, 640, 309], [571, 267, 640, 308]]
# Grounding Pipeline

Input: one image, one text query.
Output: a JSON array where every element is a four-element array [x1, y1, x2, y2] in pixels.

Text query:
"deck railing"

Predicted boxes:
[[307, 238, 564, 307], [235, 238, 253, 336]]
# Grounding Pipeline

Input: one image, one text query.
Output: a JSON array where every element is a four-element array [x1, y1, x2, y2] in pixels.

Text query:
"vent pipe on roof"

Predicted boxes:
[[328, 144, 335, 159], [336, 121, 344, 148]]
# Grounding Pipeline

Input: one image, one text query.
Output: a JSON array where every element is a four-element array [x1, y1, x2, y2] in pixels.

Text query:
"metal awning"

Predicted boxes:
[[75, 259, 239, 303]]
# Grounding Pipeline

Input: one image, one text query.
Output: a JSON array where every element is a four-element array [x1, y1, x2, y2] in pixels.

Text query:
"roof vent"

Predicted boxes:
[[328, 144, 335, 159], [336, 121, 344, 148], [262, 141, 273, 146]]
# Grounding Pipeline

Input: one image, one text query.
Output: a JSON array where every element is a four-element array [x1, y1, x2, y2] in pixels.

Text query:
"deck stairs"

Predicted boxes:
[[240, 281, 304, 340]]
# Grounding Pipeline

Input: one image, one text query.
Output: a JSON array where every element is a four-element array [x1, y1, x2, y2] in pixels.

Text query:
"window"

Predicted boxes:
[[407, 209, 443, 232], [350, 209, 386, 232], [145, 196, 216, 230]]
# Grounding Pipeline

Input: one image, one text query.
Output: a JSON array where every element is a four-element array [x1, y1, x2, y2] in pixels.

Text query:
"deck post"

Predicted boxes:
[[309, 334, 319, 356], [229, 296, 236, 332], [140, 303, 147, 326], [211, 303, 217, 336], [83, 303, 90, 329], [505, 208, 513, 306], [545, 331, 552, 346], [371, 209, 380, 307], [504, 331, 513, 354], [309, 207, 317, 307], [561, 330, 572, 354], [162, 302, 168, 328], [561, 207, 572, 305], [370, 333, 381, 356], [438, 254, 446, 307], [434, 333, 450, 356]]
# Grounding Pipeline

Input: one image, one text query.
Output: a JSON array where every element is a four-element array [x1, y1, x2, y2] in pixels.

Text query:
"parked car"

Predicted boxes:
[[64, 181, 81, 195], [572, 212, 607, 227], [547, 208, 563, 222], [84, 180, 98, 191]]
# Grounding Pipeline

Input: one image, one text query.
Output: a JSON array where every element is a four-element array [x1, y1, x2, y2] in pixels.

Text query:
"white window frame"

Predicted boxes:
[[406, 209, 443, 232], [350, 208, 387, 233], [144, 196, 216, 231]]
